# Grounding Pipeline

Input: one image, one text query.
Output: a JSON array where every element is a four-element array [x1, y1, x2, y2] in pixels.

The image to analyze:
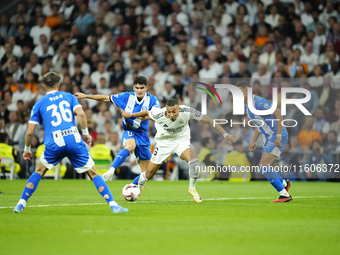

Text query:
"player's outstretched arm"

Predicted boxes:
[[199, 115, 237, 145], [121, 111, 149, 119], [75, 92, 110, 102], [23, 123, 37, 161], [74, 107, 92, 145], [249, 128, 260, 151]]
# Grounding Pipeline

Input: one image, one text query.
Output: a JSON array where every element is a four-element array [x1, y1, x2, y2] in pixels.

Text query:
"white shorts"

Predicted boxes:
[[151, 138, 191, 165]]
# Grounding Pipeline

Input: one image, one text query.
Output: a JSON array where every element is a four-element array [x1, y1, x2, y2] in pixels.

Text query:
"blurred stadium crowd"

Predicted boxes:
[[0, 0, 339, 180]]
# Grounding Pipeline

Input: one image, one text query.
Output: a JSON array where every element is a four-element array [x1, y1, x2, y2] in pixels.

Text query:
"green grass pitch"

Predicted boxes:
[[0, 180, 339, 255]]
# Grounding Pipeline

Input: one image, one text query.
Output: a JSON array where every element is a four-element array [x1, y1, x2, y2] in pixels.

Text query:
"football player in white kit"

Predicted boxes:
[[123, 98, 236, 203]]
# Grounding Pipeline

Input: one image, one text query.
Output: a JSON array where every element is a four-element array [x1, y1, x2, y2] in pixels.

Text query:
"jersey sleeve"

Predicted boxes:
[[180, 106, 203, 121], [109, 92, 127, 109], [29, 103, 41, 125], [254, 96, 273, 111], [148, 107, 164, 122], [188, 107, 203, 121], [150, 95, 160, 109]]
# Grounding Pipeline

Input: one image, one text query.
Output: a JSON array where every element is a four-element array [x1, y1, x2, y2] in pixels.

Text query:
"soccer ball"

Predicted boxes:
[[122, 184, 140, 201]]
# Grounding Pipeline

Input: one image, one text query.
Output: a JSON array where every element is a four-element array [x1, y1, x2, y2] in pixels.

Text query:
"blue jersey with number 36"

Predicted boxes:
[[29, 90, 82, 147], [109, 92, 160, 133]]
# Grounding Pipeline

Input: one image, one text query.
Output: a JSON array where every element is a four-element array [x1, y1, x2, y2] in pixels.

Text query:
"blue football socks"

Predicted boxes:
[[92, 175, 114, 204], [20, 172, 42, 202], [111, 148, 130, 169], [260, 166, 285, 192], [132, 174, 140, 185]]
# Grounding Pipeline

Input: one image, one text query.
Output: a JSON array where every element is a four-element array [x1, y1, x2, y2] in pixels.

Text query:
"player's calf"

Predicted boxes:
[[189, 158, 199, 190], [90, 170, 129, 213], [188, 158, 202, 203], [260, 166, 292, 201], [137, 172, 149, 190], [12, 172, 42, 213], [102, 148, 131, 182]]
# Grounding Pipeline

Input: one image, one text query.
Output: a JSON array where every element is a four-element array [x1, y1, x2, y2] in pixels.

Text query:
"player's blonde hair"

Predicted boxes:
[[43, 72, 61, 88]]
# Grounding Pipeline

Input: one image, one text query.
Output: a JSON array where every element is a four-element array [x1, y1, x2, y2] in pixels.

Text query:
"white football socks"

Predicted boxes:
[[18, 199, 27, 207], [189, 179, 198, 189], [138, 172, 149, 190], [188, 158, 200, 189], [109, 201, 118, 207], [279, 188, 290, 197], [279, 180, 289, 197], [106, 167, 116, 178]]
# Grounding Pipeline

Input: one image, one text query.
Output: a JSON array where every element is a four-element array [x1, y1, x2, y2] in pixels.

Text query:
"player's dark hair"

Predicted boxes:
[[166, 98, 179, 107], [0, 132, 8, 143], [43, 72, 61, 88], [133, 76, 147, 86], [236, 80, 251, 88]]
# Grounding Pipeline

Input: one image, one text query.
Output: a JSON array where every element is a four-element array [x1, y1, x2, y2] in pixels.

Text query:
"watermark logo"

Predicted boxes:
[[198, 84, 311, 116], [197, 82, 223, 112]]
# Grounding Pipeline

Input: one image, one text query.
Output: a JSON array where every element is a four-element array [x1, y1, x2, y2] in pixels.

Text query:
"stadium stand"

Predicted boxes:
[[0, 0, 339, 181]]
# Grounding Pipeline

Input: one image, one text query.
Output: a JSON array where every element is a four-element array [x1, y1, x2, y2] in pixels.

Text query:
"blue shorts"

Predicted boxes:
[[121, 130, 151, 161], [261, 130, 289, 158], [40, 141, 94, 173]]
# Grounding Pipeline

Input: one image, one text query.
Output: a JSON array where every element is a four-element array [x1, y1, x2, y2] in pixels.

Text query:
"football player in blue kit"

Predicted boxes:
[[237, 81, 292, 202], [12, 72, 128, 213], [75, 76, 160, 182]]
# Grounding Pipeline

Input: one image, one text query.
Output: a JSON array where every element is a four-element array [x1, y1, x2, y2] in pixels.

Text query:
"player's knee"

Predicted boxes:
[[87, 167, 98, 180], [125, 144, 135, 153]]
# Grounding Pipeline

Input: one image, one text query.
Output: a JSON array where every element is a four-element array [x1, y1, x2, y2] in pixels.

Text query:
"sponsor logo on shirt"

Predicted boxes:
[[165, 126, 184, 133]]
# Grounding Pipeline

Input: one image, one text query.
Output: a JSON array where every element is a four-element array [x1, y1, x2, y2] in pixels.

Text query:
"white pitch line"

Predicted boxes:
[[0, 196, 336, 210]]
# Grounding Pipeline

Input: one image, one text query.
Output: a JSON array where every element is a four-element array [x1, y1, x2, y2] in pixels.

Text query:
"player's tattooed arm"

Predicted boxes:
[[23, 123, 37, 161], [121, 111, 149, 119], [199, 115, 237, 145], [75, 93, 110, 102]]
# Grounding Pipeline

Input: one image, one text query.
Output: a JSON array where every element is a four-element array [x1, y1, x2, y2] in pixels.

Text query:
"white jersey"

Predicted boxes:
[[148, 105, 203, 140]]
